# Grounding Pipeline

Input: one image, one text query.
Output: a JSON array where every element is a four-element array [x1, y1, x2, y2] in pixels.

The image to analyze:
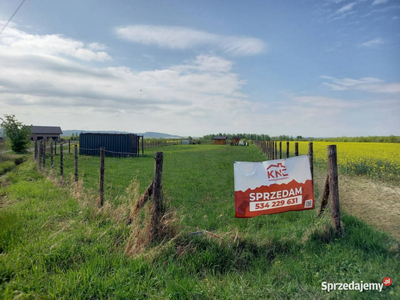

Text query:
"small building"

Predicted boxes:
[[181, 138, 192, 145], [79, 133, 143, 157], [232, 136, 240, 144], [213, 136, 227, 145], [29, 125, 63, 141]]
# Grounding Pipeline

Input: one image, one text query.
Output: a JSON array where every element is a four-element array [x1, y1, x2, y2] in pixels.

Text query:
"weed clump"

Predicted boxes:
[[125, 190, 179, 256]]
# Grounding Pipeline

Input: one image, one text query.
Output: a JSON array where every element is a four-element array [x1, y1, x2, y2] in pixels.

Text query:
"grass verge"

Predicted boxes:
[[0, 144, 399, 299]]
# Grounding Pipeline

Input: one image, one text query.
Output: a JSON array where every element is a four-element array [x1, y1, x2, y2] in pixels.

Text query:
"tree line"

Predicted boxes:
[[312, 135, 400, 143], [200, 133, 400, 143]]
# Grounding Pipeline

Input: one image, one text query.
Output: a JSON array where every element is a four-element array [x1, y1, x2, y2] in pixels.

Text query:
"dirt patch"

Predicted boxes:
[[315, 169, 400, 240]]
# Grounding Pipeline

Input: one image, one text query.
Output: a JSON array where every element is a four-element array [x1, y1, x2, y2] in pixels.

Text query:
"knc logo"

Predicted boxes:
[[266, 162, 289, 181]]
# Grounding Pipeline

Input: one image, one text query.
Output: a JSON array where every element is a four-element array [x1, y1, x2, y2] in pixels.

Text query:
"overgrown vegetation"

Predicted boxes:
[[0, 145, 399, 299]]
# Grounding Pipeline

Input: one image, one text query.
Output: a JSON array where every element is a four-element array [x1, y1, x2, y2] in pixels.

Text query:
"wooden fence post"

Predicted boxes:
[[55, 140, 57, 155], [263, 141, 267, 156], [271, 141, 274, 159], [270, 141, 273, 160], [272, 141, 275, 159], [42, 140, 46, 174], [150, 152, 164, 243], [74, 145, 78, 183], [272, 141, 276, 159], [279, 141, 282, 159], [50, 140, 54, 178], [69, 139, 71, 154], [34, 140, 38, 161], [275, 142, 278, 159], [295, 142, 299, 156], [328, 145, 341, 233], [269, 141, 274, 160], [318, 175, 330, 216], [98, 147, 105, 208], [38, 140, 43, 172], [60, 143, 64, 184], [308, 142, 314, 188], [286, 142, 289, 158]]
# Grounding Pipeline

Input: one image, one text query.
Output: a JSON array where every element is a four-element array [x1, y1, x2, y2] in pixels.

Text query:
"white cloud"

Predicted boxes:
[[372, 0, 389, 5], [0, 23, 272, 135], [0, 25, 111, 61], [337, 2, 357, 13], [360, 38, 385, 47], [114, 25, 266, 56], [88, 42, 106, 51], [321, 76, 400, 93]]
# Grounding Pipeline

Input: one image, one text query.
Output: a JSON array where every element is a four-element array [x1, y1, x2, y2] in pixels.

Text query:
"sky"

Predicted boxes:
[[0, 0, 399, 137]]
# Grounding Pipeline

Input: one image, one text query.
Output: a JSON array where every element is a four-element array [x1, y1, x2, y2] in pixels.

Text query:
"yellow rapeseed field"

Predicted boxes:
[[283, 141, 400, 181]]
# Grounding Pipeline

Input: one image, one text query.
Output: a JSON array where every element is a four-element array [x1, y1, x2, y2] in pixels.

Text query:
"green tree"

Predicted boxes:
[[0, 114, 31, 153]]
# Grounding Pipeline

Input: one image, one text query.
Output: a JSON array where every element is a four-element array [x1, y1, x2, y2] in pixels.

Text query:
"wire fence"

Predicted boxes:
[[80, 147, 145, 158], [253, 140, 329, 171], [142, 139, 182, 150], [34, 141, 150, 204], [252, 140, 400, 181]]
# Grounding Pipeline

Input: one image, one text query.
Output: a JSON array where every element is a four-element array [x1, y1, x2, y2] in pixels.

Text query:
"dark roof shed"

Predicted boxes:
[[29, 126, 63, 134]]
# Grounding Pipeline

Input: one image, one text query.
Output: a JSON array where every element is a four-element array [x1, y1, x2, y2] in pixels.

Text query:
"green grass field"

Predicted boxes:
[[0, 144, 399, 299]]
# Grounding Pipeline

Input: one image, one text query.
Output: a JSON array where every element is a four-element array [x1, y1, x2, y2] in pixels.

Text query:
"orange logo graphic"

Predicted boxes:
[[266, 163, 289, 181]]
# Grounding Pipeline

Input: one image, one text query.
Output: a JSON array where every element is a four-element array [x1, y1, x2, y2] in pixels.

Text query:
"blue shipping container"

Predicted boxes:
[[79, 133, 140, 157]]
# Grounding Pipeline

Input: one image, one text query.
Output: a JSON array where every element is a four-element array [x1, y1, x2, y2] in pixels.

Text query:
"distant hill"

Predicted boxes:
[[62, 130, 182, 139]]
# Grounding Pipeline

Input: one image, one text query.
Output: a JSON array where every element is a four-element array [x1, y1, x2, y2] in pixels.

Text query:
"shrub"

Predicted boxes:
[[0, 115, 30, 153]]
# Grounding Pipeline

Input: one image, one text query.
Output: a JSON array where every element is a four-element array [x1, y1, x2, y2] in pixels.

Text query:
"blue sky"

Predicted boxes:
[[0, 0, 399, 137]]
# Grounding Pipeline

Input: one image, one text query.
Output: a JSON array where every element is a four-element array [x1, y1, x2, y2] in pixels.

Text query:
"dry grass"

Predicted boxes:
[[314, 168, 400, 240], [46, 170, 181, 257], [124, 193, 179, 256]]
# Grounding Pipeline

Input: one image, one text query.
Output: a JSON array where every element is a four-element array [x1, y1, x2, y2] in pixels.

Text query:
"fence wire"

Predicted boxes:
[[37, 147, 145, 203]]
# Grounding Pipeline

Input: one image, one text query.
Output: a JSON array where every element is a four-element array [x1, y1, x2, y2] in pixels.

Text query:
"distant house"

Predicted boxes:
[[29, 125, 63, 141], [232, 136, 240, 144], [213, 136, 227, 145]]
